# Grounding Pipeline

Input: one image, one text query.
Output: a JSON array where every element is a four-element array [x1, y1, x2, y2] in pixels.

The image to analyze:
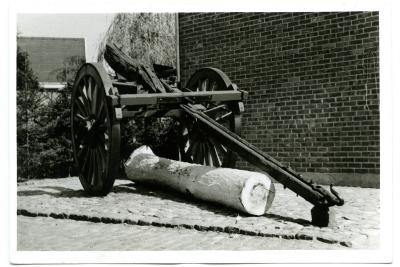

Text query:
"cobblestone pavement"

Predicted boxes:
[[17, 216, 345, 250], [17, 177, 379, 250]]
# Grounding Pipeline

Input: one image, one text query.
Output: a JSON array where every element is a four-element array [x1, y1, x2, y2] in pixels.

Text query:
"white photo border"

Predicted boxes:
[[5, 0, 395, 264]]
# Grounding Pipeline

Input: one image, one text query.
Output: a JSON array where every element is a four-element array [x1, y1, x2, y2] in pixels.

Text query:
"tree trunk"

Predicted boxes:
[[125, 146, 275, 215]]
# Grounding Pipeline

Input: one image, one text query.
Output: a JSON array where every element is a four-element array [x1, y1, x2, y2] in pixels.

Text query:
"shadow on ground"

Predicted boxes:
[[18, 180, 311, 226]]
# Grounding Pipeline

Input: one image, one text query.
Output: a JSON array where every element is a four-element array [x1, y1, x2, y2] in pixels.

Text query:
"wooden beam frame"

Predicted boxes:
[[108, 90, 247, 106]]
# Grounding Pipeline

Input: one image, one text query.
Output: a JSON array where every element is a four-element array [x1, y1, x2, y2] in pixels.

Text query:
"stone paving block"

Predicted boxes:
[[17, 177, 380, 249]]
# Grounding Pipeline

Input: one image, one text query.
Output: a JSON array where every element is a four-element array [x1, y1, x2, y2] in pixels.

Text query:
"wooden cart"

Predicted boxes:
[[71, 44, 343, 226]]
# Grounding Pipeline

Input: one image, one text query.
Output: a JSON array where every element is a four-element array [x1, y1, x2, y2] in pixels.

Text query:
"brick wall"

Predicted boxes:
[[179, 12, 379, 175], [17, 37, 86, 82]]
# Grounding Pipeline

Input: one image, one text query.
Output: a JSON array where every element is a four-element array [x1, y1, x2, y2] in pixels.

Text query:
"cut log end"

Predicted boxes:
[[241, 176, 275, 216]]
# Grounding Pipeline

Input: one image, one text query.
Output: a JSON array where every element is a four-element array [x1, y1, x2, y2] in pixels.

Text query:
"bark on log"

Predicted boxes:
[[125, 146, 275, 215]]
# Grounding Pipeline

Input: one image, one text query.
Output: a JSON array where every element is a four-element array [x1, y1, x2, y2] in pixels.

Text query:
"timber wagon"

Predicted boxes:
[[70, 44, 344, 226]]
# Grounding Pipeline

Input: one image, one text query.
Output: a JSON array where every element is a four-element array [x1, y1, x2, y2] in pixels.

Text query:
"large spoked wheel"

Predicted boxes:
[[71, 63, 120, 196], [178, 67, 242, 168]]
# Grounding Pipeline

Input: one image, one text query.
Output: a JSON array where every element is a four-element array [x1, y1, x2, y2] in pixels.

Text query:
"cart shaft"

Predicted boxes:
[[181, 104, 344, 209]]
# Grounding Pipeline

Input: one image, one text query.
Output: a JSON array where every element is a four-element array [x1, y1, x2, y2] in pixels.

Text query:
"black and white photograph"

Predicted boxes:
[[2, 0, 398, 265]]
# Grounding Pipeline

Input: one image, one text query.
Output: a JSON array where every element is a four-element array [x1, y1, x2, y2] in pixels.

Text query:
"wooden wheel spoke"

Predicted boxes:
[[209, 137, 228, 157], [89, 151, 96, 186], [201, 79, 208, 91], [91, 82, 98, 115], [81, 148, 91, 177], [84, 76, 92, 102], [90, 149, 100, 187], [77, 85, 91, 116], [77, 95, 90, 116], [102, 140, 109, 152], [178, 145, 184, 162], [94, 148, 103, 187], [79, 79, 90, 102], [215, 111, 233, 122], [203, 104, 229, 117], [97, 101, 106, 122], [205, 142, 214, 166], [210, 80, 217, 91], [186, 140, 199, 159], [77, 146, 90, 173], [74, 97, 88, 117], [74, 113, 87, 122], [194, 142, 204, 164], [200, 143, 206, 164], [209, 138, 228, 167], [98, 145, 107, 172], [203, 143, 210, 165], [96, 87, 105, 117], [220, 144, 228, 154], [87, 149, 94, 184], [178, 138, 189, 162], [218, 144, 228, 157], [186, 141, 198, 158], [196, 80, 202, 92], [208, 143, 221, 167]]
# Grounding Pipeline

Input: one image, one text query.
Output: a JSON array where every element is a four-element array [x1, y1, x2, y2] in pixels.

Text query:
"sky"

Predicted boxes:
[[17, 14, 115, 61]]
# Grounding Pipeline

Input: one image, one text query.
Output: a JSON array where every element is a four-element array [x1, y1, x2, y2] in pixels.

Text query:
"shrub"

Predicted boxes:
[[17, 46, 81, 179], [17, 89, 74, 179], [35, 92, 74, 178]]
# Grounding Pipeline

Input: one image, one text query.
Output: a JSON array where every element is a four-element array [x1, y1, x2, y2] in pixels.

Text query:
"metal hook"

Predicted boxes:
[[329, 184, 344, 206]]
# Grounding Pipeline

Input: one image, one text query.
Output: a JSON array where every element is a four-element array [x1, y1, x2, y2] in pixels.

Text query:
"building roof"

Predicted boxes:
[[17, 36, 86, 83]]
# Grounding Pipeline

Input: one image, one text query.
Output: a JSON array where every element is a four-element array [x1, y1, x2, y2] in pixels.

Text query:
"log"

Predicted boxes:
[[125, 146, 275, 215], [104, 43, 166, 93], [104, 43, 139, 81], [153, 63, 177, 78]]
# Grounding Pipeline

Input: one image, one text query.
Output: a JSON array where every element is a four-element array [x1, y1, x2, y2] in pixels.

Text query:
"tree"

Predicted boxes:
[[16, 46, 44, 179], [52, 55, 86, 86], [97, 13, 176, 67]]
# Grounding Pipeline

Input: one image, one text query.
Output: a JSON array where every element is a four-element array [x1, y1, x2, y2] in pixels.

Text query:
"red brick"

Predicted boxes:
[[179, 12, 379, 174]]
